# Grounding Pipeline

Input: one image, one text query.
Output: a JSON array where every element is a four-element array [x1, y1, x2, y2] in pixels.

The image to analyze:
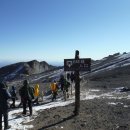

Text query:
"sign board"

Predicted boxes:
[[64, 58, 91, 71]]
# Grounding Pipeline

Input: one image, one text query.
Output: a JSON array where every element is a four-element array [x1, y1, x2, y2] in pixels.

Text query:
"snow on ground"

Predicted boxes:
[[118, 52, 130, 59], [91, 64, 117, 74], [88, 89, 100, 92], [87, 52, 130, 76], [6, 98, 75, 130], [4, 87, 130, 130], [122, 62, 130, 67], [108, 102, 123, 105], [33, 69, 63, 81], [5, 66, 24, 80]]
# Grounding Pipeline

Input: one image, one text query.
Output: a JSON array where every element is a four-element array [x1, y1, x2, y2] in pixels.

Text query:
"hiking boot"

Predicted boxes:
[[29, 111, 32, 116], [4, 125, 11, 130], [22, 112, 26, 115]]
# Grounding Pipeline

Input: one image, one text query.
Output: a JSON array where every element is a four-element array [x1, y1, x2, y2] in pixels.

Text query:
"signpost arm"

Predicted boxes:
[[74, 50, 80, 115]]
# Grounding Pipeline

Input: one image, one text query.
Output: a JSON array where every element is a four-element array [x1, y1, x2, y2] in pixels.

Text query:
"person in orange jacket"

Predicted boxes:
[[50, 80, 58, 101], [33, 84, 40, 105]]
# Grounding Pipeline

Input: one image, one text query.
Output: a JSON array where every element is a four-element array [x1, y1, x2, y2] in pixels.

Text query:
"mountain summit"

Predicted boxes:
[[0, 60, 55, 81]]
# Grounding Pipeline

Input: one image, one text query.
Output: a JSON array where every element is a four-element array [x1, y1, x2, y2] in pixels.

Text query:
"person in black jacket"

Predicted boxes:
[[67, 73, 70, 81], [70, 72, 75, 83], [0, 82, 11, 130], [59, 75, 65, 91], [10, 86, 17, 108], [19, 80, 34, 116]]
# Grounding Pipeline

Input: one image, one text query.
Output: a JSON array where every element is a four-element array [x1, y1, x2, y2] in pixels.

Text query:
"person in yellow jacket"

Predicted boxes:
[[50, 80, 58, 101], [33, 84, 40, 105]]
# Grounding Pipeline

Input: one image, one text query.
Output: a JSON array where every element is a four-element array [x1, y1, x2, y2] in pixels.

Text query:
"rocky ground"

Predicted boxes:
[[24, 74, 130, 130], [28, 99, 130, 130], [7, 90, 130, 130]]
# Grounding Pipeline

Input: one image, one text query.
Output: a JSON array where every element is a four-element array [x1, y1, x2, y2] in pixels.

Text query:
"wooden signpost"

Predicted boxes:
[[64, 50, 91, 115]]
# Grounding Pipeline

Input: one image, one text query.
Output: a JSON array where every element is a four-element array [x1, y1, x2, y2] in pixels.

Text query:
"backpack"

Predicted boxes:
[[34, 84, 39, 97], [29, 87, 34, 99], [19, 86, 34, 100], [51, 83, 58, 92]]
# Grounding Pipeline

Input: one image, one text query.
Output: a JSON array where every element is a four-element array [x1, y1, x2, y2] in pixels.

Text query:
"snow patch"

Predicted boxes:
[[108, 102, 123, 105], [89, 89, 100, 92], [118, 52, 130, 59], [7, 98, 74, 130]]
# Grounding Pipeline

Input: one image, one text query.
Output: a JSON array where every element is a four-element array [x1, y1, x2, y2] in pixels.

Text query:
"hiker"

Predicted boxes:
[[0, 82, 11, 130], [59, 75, 70, 100], [18, 90, 23, 108], [59, 75, 70, 93], [59, 75, 65, 91], [33, 84, 40, 105], [50, 80, 58, 101], [19, 80, 34, 116], [70, 72, 75, 83], [10, 86, 17, 108], [66, 73, 70, 81], [64, 79, 70, 98]]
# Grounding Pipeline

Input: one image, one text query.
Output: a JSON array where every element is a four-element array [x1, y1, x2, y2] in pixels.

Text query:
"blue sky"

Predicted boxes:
[[0, 0, 130, 66]]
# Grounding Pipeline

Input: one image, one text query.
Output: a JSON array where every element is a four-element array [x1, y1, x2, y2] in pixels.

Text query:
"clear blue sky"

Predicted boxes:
[[0, 0, 130, 66]]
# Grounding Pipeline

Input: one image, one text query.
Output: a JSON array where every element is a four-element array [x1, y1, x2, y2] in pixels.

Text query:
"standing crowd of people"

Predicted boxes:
[[0, 72, 75, 130]]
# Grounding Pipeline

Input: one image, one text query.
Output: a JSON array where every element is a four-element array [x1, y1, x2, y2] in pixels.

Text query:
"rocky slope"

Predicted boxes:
[[0, 60, 55, 81], [82, 52, 130, 80]]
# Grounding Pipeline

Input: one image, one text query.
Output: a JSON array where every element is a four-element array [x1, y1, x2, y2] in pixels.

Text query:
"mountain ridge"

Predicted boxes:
[[0, 60, 55, 81]]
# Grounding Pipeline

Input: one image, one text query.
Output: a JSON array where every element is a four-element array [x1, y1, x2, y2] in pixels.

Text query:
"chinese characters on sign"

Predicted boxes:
[[64, 58, 91, 71]]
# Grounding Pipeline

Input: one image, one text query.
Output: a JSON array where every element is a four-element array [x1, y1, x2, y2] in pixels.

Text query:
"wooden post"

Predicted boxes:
[[64, 51, 91, 115], [74, 50, 80, 115]]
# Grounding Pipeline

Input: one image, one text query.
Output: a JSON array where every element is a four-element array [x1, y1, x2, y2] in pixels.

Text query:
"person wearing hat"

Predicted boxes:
[[0, 82, 11, 130]]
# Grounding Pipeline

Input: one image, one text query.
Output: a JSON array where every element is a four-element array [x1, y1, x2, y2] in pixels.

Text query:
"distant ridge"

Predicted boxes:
[[86, 52, 130, 80], [0, 60, 55, 81]]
